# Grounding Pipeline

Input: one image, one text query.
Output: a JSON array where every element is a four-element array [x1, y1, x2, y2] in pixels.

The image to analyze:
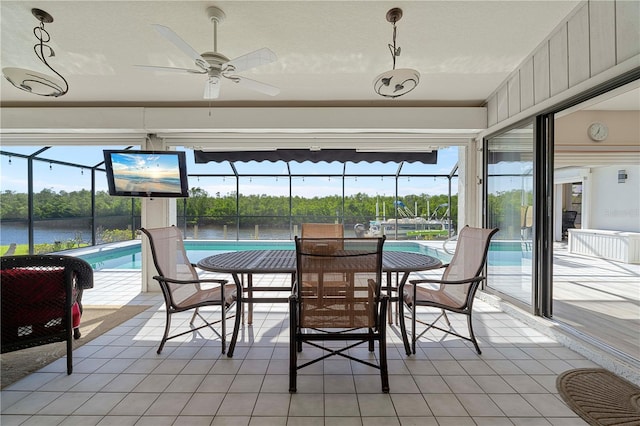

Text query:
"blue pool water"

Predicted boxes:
[[76, 240, 453, 271]]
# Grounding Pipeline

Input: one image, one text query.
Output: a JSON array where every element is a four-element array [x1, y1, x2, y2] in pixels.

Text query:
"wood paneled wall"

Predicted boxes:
[[486, 0, 640, 127]]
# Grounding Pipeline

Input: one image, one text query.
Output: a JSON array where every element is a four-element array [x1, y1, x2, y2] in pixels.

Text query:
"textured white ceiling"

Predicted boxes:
[[1, 1, 582, 106]]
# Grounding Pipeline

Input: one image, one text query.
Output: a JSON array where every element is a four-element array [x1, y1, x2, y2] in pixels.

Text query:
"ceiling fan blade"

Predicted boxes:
[[134, 65, 206, 74], [204, 78, 221, 99], [224, 48, 277, 73], [152, 24, 209, 69], [232, 76, 280, 96]]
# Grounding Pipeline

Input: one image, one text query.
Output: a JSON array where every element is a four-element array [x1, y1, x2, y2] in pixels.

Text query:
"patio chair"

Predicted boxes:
[[562, 210, 578, 239], [399, 226, 498, 355], [140, 226, 242, 356], [301, 223, 344, 238], [301, 223, 345, 254], [289, 236, 389, 393], [1, 254, 93, 374]]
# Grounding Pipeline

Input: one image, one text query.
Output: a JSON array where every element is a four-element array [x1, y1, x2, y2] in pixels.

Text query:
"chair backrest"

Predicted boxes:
[[562, 210, 578, 229], [1, 255, 92, 353], [301, 223, 344, 238], [140, 226, 200, 306], [521, 205, 533, 229], [294, 236, 385, 329], [301, 223, 344, 253], [441, 226, 499, 306]]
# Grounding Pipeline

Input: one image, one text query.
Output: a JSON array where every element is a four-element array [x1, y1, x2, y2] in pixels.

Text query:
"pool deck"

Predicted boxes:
[[2, 247, 638, 425]]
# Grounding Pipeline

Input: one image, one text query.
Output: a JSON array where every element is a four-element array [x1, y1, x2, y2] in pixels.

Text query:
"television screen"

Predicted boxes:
[[103, 150, 189, 197]]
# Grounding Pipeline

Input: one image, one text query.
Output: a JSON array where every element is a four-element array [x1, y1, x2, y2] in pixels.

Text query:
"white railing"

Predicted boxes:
[[568, 229, 640, 264]]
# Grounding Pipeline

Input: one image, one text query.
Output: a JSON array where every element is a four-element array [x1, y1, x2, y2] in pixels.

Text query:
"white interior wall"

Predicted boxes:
[[589, 164, 640, 232]]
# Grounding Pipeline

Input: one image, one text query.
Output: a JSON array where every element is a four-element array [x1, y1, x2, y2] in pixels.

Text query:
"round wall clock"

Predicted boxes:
[[588, 122, 608, 142]]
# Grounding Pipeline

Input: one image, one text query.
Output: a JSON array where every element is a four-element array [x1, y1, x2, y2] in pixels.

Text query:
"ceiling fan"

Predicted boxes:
[[136, 6, 279, 99]]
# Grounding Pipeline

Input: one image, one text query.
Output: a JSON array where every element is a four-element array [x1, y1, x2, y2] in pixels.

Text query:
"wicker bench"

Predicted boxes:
[[1, 255, 93, 374]]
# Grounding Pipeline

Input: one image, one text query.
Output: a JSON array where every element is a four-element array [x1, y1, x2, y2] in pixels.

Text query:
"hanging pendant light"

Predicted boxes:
[[373, 8, 419, 99], [2, 8, 69, 97]]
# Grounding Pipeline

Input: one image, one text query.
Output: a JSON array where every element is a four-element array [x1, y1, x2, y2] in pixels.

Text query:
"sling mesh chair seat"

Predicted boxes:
[[399, 226, 498, 355], [289, 236, 389, 393], [140, 226, 242, 356]]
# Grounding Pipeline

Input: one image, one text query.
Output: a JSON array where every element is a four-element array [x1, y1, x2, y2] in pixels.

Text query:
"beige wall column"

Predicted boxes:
[[140, 134, 176, 293], [456, 139, 483, 230]]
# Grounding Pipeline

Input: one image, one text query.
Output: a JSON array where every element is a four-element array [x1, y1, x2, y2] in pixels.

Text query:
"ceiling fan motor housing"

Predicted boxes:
[[201, 51, 230, 69]]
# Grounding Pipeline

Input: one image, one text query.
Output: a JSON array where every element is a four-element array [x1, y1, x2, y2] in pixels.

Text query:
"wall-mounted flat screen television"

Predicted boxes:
[[103, 150, 189, 198]]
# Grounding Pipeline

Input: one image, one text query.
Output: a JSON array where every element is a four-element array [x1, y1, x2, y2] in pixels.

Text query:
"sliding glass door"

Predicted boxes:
[[484, 122, 534, 307]]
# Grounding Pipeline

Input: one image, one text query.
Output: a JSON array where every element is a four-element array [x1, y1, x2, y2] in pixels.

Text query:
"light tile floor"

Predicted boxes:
[[1, 270, 595, 425]]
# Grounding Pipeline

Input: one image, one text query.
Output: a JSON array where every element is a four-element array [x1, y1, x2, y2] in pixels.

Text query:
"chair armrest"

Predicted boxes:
[[377, 294, 389, 324], [153, 276, 228, 286], [409, 276, 485, 286]]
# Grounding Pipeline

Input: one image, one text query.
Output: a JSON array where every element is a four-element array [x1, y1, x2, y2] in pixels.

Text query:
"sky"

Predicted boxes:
[[0, 145, 460, 198]]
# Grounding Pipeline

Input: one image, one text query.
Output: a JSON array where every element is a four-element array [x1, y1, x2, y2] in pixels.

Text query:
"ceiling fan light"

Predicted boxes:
[[204, 77, 221, 99], [373, 68, 420, 99]]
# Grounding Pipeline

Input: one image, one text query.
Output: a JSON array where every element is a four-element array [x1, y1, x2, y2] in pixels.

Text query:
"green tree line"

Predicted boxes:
[[2, 187, 457, 226], [181, 187, 457, 226], [0, 189, 138, 219]]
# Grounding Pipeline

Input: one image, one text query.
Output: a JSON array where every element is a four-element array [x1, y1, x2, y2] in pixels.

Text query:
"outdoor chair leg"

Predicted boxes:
[[221, 304, 227, 355], [442, 309, 451, 327], [158, 311, 172, 354], [411, 304, 417, 354], [227, 300, 242, 357], [398, 300, 412, 355], [466, 314, 482, 355], [289, 296, 297, 392], [379, 298, 389, 393]]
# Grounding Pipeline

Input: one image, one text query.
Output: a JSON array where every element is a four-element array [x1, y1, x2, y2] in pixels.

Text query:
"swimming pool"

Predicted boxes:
[[75, 240, 453, 271]]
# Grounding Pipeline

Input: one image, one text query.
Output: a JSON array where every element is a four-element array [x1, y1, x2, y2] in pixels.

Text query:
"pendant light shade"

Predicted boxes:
[[373, 68, 420, 99]]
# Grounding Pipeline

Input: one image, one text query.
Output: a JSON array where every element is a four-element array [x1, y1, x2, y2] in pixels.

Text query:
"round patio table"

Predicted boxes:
[[198, 249, 442, 325]]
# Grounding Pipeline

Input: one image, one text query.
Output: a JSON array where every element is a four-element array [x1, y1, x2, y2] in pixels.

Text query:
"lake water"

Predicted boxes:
[[0, 223, 361, 245], [0, 223, 370, 246], [0, 224, 86, 245]]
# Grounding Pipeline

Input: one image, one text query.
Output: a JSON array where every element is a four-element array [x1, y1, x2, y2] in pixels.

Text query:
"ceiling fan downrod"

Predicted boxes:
[[207, 6, 226, 54]]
